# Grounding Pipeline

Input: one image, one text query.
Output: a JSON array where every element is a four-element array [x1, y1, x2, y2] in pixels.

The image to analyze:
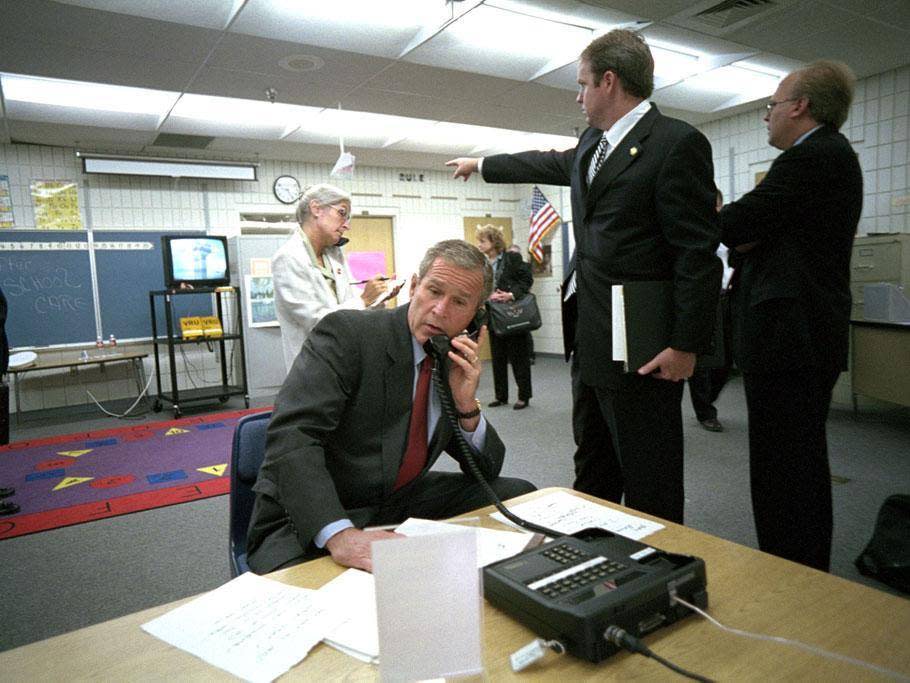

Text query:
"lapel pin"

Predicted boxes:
[[630, 146, 639, 157]]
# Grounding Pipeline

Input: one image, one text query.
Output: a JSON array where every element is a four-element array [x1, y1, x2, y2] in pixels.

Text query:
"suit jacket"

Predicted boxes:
[[720, 125, 862, 373], [246, 304, 506, 573], [493, 251, 533, 299], [483, 105, 720, 387], [272, 230, 364, 372]]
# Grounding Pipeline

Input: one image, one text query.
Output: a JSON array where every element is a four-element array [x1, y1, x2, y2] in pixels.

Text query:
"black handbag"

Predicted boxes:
[[487, 293, 542, 337], [855, 494, 910, 594]]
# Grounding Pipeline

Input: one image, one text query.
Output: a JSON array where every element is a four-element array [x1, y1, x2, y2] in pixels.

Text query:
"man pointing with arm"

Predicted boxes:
[[447, 29, 720, 524]]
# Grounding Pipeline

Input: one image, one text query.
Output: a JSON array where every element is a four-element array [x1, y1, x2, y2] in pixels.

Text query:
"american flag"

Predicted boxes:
[[529, 186, 561, 264]]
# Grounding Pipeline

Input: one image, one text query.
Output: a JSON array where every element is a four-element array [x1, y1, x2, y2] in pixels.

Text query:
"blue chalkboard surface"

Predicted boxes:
[[94, 231, 212, 341], [0, 231, 97, 347], [0, 230, 217, 348]]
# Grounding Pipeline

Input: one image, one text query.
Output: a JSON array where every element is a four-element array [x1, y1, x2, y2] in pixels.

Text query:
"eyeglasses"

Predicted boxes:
[[765, 97, 799, 113], [326, 205, 350, 222]]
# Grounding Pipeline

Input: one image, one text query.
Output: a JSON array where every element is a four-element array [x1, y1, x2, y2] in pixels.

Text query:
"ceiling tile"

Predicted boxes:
[[53, 0, 238, 29]]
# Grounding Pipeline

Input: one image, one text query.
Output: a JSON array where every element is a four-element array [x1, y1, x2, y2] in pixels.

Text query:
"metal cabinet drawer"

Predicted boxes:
[[851, 241, 902, 282]]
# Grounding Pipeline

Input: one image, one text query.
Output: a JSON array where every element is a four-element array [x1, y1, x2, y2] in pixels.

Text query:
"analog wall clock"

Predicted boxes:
[[273, 175, 301, 204]]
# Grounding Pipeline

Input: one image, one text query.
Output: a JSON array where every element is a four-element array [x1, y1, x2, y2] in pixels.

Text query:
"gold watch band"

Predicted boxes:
[[456, 398, 482, 419]]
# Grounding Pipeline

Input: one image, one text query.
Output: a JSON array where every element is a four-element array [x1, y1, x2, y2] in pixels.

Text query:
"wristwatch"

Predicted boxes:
[[457, 398, 482, 419]]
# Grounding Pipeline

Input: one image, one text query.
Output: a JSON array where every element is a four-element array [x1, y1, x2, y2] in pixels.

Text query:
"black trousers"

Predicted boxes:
[[687, 365, 730, 422], [571, 354, 685, 524], [743, 366, 840, 571], [489, 330, 532, 402]]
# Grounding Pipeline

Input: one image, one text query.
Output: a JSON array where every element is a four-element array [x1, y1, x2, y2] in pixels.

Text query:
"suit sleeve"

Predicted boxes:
[[655, 129, 722, 351], [719, 143, 813, 248], [482, 147, 576, 187], [445, 420, 506, 482], [259, 313, 361, 550]]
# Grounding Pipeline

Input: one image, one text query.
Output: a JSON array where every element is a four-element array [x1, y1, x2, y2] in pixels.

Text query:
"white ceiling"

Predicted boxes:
[[0, 0, 907, 171]]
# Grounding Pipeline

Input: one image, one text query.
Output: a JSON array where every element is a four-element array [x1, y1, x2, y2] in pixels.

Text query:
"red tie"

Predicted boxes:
[[394, 356, 433, 490]]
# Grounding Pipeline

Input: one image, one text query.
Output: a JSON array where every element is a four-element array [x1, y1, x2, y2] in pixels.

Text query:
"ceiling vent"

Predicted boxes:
[[151, 133, 215, 149], [670, 0, 794, 36], [695, 0, 777, 29]]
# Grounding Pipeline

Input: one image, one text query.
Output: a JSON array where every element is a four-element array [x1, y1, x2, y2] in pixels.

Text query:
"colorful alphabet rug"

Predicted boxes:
[[0, 407, 269, 540]]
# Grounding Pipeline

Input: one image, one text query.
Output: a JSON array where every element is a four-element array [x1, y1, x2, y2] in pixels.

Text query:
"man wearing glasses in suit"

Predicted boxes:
[[719, 61, 863, 572]]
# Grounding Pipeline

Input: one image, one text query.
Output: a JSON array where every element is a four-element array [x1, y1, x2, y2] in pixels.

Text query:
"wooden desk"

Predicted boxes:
[[7, 350, 148, 421], [2, 488, 908, 681], [851, 320, 910, 411]]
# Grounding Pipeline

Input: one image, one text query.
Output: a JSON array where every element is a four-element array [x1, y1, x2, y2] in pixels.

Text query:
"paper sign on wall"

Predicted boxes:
[[31, 180, 82, 230]]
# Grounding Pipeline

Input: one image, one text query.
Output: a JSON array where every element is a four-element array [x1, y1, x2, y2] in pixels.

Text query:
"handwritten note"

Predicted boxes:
[[141, 572, 340, 683], [491, 490, 664, 540]]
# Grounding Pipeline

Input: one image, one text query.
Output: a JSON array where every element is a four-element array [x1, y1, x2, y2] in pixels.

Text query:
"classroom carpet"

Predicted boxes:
[[0, 407, 269, 540]]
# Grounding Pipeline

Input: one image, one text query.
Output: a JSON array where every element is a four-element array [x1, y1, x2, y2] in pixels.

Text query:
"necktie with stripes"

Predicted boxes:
[[586, 135, 610, 186]]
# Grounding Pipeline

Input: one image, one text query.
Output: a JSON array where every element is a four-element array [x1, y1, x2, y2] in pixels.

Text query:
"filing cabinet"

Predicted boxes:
[[850, 234, 910, 319]]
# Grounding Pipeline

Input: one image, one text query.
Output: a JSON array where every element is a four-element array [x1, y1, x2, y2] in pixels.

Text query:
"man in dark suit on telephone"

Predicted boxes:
[[719, 60, 863, 571], [246, 240, 535, 574], [447, 30, 720, 524]]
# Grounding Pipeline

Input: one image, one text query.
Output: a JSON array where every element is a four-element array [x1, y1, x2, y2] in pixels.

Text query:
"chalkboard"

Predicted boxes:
[[0, 230, 218, 348], [94, 231, 212, 341], [0, 231, 97, 348]]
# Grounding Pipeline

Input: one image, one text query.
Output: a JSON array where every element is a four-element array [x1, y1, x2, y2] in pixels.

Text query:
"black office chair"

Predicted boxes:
[[229, 410, 272, 577]]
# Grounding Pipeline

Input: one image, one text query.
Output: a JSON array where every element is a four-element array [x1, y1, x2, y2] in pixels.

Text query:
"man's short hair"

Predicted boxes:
[[418, 239, 493, 303], [580, 29, 654, 99], [296, 183, 351, 224], [475, 224, 506, 253], [790, 60, 855, 130]]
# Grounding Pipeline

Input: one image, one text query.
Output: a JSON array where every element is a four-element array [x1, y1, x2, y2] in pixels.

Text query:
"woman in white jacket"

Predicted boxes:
[[272, 184, 386, 371]]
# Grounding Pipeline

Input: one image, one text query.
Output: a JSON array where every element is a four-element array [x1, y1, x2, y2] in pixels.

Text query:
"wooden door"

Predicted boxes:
[[346, 216, 397, 306], [463, 217, 513, 359]]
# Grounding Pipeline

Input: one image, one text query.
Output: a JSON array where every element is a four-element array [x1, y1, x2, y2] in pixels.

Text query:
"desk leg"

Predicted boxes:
[[133, 358, 150, 408]]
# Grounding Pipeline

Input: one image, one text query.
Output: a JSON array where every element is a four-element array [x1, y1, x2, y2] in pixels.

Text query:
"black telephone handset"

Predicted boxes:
[[421, 308, 559, 539]]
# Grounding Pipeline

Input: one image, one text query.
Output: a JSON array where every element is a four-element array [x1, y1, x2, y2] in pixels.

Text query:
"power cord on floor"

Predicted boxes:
[[86, 371, 154, 419], [671, 595, 910, 682], [604, 625, 713, 682]]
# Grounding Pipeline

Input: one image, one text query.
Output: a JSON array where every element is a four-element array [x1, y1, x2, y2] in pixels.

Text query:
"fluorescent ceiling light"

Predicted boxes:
[[270, 0, 443, 27], [169, 94, 302, 137], [689, 63, 781, 98], [445, 4, 591, 65], [648, 42, 701, 83], [0, 73, 178, 116], [79, 153, 257, 180], [289, 108, 433, 147]]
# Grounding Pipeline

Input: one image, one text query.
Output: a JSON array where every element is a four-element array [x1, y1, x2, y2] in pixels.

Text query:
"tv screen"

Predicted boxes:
[[161, 235, 230, 289]]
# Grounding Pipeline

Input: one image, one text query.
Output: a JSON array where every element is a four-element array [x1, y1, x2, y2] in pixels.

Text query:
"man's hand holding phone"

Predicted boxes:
[[447, 325, 487, 431]]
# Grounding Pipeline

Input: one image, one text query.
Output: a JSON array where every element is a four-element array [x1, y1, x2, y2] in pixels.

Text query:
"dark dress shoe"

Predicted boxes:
[[0, 487, 15, 499], [488, 400, 506, 407], [513, 400, 528, 410], [699, 418, 724, 432], [0, 500, 20, 516]]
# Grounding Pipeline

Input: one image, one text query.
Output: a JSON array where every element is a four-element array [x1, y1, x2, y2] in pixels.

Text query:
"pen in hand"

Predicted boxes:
[[352, 276, 391, 285]]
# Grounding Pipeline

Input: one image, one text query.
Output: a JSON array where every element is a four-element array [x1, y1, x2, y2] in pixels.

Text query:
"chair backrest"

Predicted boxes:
[[229, 410, 272, 576]]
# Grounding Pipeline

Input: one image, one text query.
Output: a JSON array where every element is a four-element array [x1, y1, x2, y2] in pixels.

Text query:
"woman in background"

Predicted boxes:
[[272, 183, 387, 372], [476, 225, 534, 409]]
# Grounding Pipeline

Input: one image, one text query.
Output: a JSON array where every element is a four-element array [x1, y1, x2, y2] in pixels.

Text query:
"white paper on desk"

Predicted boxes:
[[395, 517, 533, 567], [491, 490, 664, 540], [373, 530, 482, 682], [318, 568, 379, 663], [141, 572, 340, 683]]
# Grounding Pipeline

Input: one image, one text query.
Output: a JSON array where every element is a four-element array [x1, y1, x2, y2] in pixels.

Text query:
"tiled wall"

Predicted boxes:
[[3, 62, 906, 414]]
